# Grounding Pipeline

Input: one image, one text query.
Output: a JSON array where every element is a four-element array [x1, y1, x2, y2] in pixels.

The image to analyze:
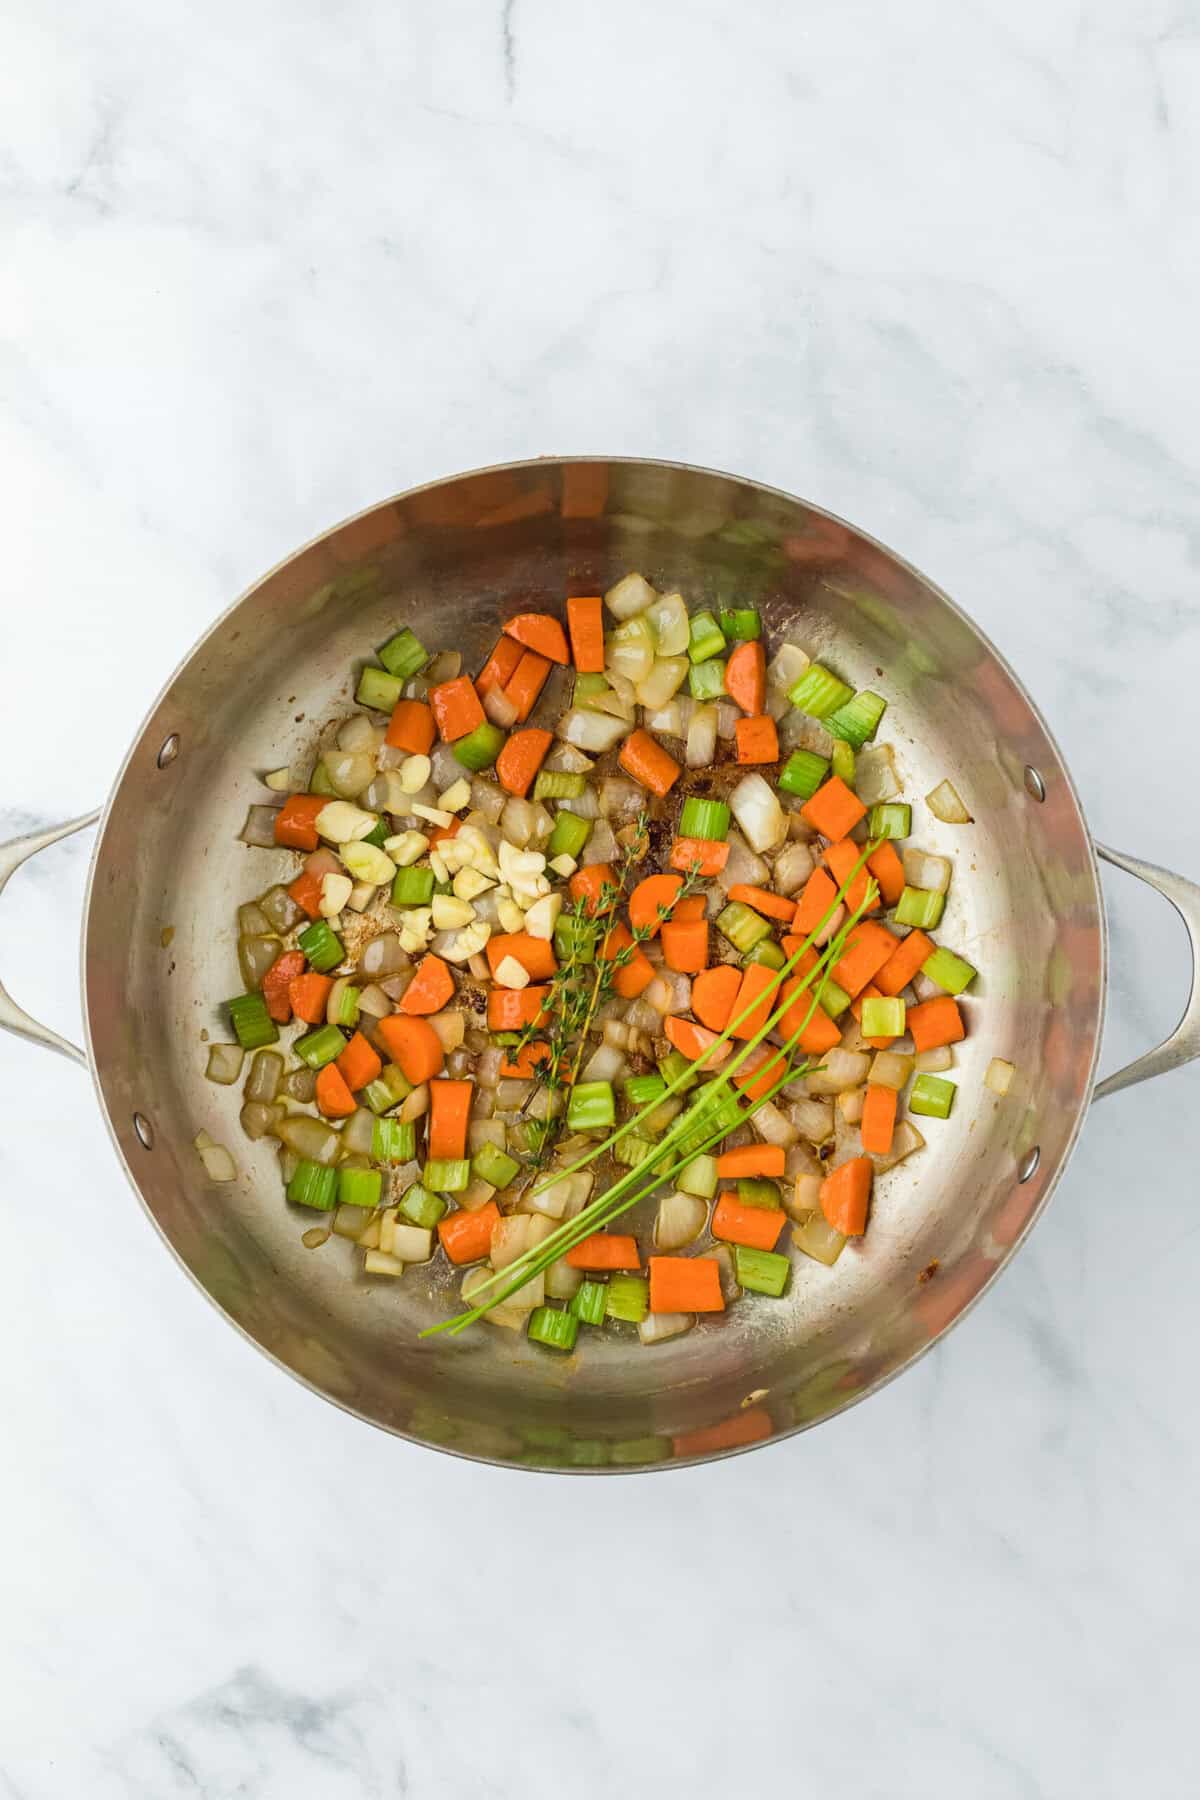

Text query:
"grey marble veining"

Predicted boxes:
[[2, 2, 1200, 1795]]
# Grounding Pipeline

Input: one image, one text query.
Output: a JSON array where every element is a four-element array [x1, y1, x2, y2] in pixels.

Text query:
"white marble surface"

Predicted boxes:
[[3, 1, 1200, 1793]]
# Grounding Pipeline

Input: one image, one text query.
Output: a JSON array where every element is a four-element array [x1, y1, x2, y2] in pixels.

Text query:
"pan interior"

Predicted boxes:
[[85, 461, 1104, 1469]]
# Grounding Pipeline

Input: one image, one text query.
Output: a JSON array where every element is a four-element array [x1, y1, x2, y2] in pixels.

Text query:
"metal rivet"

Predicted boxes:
[[1023, 765, 1046, 803], [133, 1112, 154, 1150], [1018, 1145, 1040, 1183], [156, 734, 180, 769]]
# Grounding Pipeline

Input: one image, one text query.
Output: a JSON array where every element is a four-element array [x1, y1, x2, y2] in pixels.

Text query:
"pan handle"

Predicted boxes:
[[0, 811, 101, 1066], [1094, 843, 1200, 1100]]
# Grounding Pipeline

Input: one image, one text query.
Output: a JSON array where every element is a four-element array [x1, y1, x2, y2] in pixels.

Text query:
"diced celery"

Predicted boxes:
[[717, 900, 772, 953], [391, 866, 435, 908], [860, 995, 905, 1038], [657, 1048, 700, 1094], [678, 796, 731, 841], [566, 1080, 615, 1133], [453, 722, 506, 771], [294, 1023, 346, 1069], [688, 659, 726, 701], [226, 992, 279, 1050], [399, 1183, 447, 1228], [866, 802, 911, 840], [372, 1117, 416, 1162], [527, 1306, 578, 1351], [687, 610, 727, 664], [547, 811, 592, 863], [743, 939, 786, 971], [909, 1073, 956, 1119], [298, 920, 344, 973], [624, 1073, 667, 1108], [921, 946, 977, 995], [472, 1141, 521, 1189], [678, 1153, 718, 1198], [338, 1166, 382, 1209], [605, 1274, 649, 1323], [569, 1279, 608, 1326], [424, 1158, 471, 1192], [894, 886, 945, 929], [733, 1245, 790, 1296], [831, 740, 855, 786], [719, 607, 761, 640], [778, 750, 830, 799], [788, 663, 854, 719], [287, 1160, 337, 1210], [825, 690, 887, 747], [533, 770, 586, 801], [355, 665, 404, 712], [553, 910, 597, 964], [818, 978, 852, 1019], [377, 628, 428, 679], [737, 1176, 781, 1209]]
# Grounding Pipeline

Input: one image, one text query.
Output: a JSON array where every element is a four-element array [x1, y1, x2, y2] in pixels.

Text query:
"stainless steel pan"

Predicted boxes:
[[4, 458, 1199, 1472]]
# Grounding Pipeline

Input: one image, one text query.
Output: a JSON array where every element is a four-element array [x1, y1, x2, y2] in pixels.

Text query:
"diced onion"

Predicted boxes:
[[340, 1108, 376, 1155], [653, 1191, 707, 1251], [766, 642, 810, 695], [492, 1212, 555, 1270], [607, 615, 657, 686], [645, 971, 691, 1016], [855, 745, 901, 806], [902, 847, 951, 894], [359, 931, 407, 977], [645, 590, 690, 655], [788, 1096, 835, 1143], [337, 713, 382, 752], [926, 778, 972, 824], [500, 796, 538, 848], [205, 1043, 245, 1085], [772, 841, 815, 896], [784, 1170, 823, 1223], [686, 702, 718, 769], [985, 1057, 1015, 1095], [238, 934, 281, 990], [729, 775, 787, 855], [915, 1045, 953, 1074], [806, 1049, 872, 1095], [244, 1049, 283, 1103], [580, 1042, 626, 1084], [604, 571, 657, 619], [193, 1132, 237, 1182], [715, 700, 739, 741], [635, 655, 689, 709], [428, 1010, 466, 1052], [426, 650, 462, 684], [582, 819, 619, 864], [239, 805, 281, 848], [642, 699, 684, 736], [792, 1208, 845, 1266], [544, 741, 594, 775], [837, 1088, 865, 1125], [869, 1050, 913, 1090], [597, 776, 644, 822], [544, 1257, 583, 1301], [484, 686, 520, 728], [495, 1078, 532, 1111], [276, 1115, 341, 1164], [258, 884, 303, 933], [238, 900, 272, 937], [525, 1170, 593, 1220], [399, 1082, 430, 1122], [752, 1099, 798, 1148], [715, 828, 770, 893], [325, 749, 376, 799], [872, 1119, 925, 1171], [638, 1311, 692, 1345], [468, 776, 506, 823]]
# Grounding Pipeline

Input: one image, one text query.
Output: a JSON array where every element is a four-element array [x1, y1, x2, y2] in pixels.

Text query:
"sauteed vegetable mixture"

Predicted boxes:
[[207, 576, 988, 1350]]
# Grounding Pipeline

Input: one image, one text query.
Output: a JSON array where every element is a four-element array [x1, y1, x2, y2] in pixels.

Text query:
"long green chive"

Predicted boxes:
[[424, 1158, 470, 1193], [788, 663, 854, 718], [778, 749, 830, 799], [569, 1279, 608, 1326], [825, 689, 887, 747], [391, 866, 435, 908], [355, 665, 404, 712], [566, 1080, 615, 1133], [733, 1245, 790, 1296], [533, 770, 586, 801], [909, 1073, 956, 1119], [717, 900, 772, 954], [895, 886, 945, 929], [453, 721, 506, 771], [338, 1166, 382, 1209], [226, 992, 279, 1050], [399, 1183, 447, 1229], [605, 1275, 649, 1323], [921, 945, 976, 995], [867, 802, 911, 840], [298, 919, 344, 972], [688, 610, 727, 664], [294, 1023, 346, 1069], [287, 1160, 337, 1210], [688, 659, 726, 701], [377, 627, 428, 680], [860, 995, 905, 1038], [527, 1305, 579, 1351], [471, 1141, 520, 1189], [719, 607, 760, 640], [678, 796, 731, 841], [547, 811, 593, 863], [372, 1117, 416, 1163]]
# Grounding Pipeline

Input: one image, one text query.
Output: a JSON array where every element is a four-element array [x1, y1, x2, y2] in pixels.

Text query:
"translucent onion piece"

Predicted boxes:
[[258, 885, 303, 934], [638, 1310, 693, 1345], [772, 841, 815, 896], [838, 1088, 866, 1125], [238, 934, 281, 991], [579, 1042, 626, 1084], [426, 650, 462, 685], [679, 701, 714, 768], [462, 1263, 544, 1329], [645, 970, 691, 1016], [902, 847, 951, 894], [484, 685, 521, 729], [359, 932, 407, 977], [645, 591, 689, 655], [194, 1134, 237, 1182], [766, 642, 810, 694], [716, 700, 739, 741], [792, 1208, 845, 1266], [543, 741, 594, 775], [238, 901, 273, 937], [333, 1202, 373, 1241], [653, 1191, 707, 1251], [597, 776, 643, 823], [337, 713, 383, 752], [427, 1010, 466, 1053], [356, 983, 392, 1019], [245, 1049, 283, 1103], [239, 805, 280, 848], [525, 1170, 593, 1220], [607, 615, 656, 686], [205, 1043, 245, 1085], [635, 655, 689, 710], [604, 571, 657, 619], [526, 1085, 563, 1122], [276, 1115, 341, 1164], [341, 1108, 376, 1155], [715, 827, 770, 893], [283, 1066, 317, 1103], [926, 778, 973, 824], [642, 699, 684, 737], [544, 1256, 583, 1301], [301, 1226, 330, 1249], [467, 1118, 507, 1152], [789, 1096, 835, 1143], [500, 796, 537, 849], [872, 1119, 926, 1172], [784, 1170, 823, 1222], [622, 996, 659, 1034], [326, 749, 377, 799], [494, 1078, 532, 1111], [582, 819, 619, 864], [985, 1057, 1015, 1096], [399, 1082, 430, 1122], [729, 773, 787, 855], [492, 1212, 555, 1270], [869, 1050, 914, 1090], [855, 745, 901, 806], [469, 776, 506, 823], [806, 1049, 872, 1095], [752, 1099, 798, 1148]]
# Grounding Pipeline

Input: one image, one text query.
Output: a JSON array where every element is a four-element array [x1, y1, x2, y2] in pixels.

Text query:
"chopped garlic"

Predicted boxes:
[[497, 897, 526, 934], [315, 800, 378, 844], [493, 955, 531, 990], [432, 894, 475, 930], [523, 893, 562, 941], [398, 754, 432, 795], [346, 882, 375, 912], [453, 867, 494, 901], [264, 767, 291, 791], [413, 803, 453, 827], [499, 839, 546, 888], [342, 840, 396, 886], [548, 853, 577, 877], [320, 872, 353, 917], [384, 830, 429, 867], [438, 778, 472, 814], [440, 919, 492, 963]]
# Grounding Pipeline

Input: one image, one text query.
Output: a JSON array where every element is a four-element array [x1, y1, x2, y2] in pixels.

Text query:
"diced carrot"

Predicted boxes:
[[735, 714, 779, 764], [274, 793, 325, 852], [875, 929, 935, 997], [429, 820, 461, 847], [568, 863, 618, 917], [867, 840, 905, 906], [823, 839, 878, 914], [726, 883, 797, 923], [375, 1014, 444, 1085], [287, 868, 324, 920], [429, 676, 485, 743], [724, 640, 766, 715], [261, 949, 305, 1023], [851, 982, 894, 1050], [730, 1042, 790, 1103], [499, 1041, 555, 1078], [661, 917, 708, 974], [565, 1233, 641, 1271], [288, 970, 333, 1024], [385, 699, 435, 754], [711, 1192, 786, 1251], [820, 1156, 872, 1235], [730, 963, 780, 1039], [648, 1256, 725, 1314], [438, 1199, 501, 1265], [566, 595, 605, 673], [599, 923, 655, 998], [691, 965, 742, 1033], [486, 933, 558, 982], [495, 727, 553, 798], [716, 1144, 786, 1178], [793, 866, 838, 937], [399, 953, 455, 1016], [672, 1406, 772, 1459], [336, 1029, 383, 1093], [832, 921, 899, 998], [860, 1084, 898, 1155], [629, 873, 686, 938], [315, 1061, 357, 1119], [670, 836, 731, 877], [674, 894, 707, 921], [908, 996, 965, 1053], [664, 1015, 731, 1066], [476, 635, 523, 697], [502, 612, 570, 664], [618, 729, 681, 798], [428, 1079, 472, 1161], [777, 977, 842, 1053], [802, 775, 867, 842], [487, 985, 551, 1031], [503, 650, 552, 723]]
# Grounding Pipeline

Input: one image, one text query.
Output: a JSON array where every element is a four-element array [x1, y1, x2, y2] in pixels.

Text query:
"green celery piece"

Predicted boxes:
[[921, 946, 977, 995], [624, 1073, 667, 1108], [788, 663, 854, 719], [553, 910, 597, 963], [825, 690, 887, 747], [609, 1435, 670, 1465], [380, 1063, 414, 1104], [287, 1160, 337, 1210], [355, 665, 404, 712], [778, 750, 830, 799], [527, 1305, 579, 1351], [866, 802, 911, 840], [909, 1073, 956, 1119], [678, 796, 731, 841], [657, 1048, 700, 1095], [860, 995, 905, 1038], [298, 919, 344, 973], [605, 1274, 649, 1323], [533, 770, 586, 801], [743, 939, 785, 971], [471, 1141, 521, 1190], [817, 977, 852, 1019], [736, 1176, 781, 1209], [453, 722, 506, 772], [226, 992, 278, 1050], [612, 1134, 657, 1169], [569, 1280, 608, 1326], [894, 886, 945, 930], [688, 659, 726, 701], [377, 628, 428, 680], [717, 900, 772, 953], [719, 607, 761, 640], [329, 982, 360, 1028], [566, 1080, 615, 1133], [688, 610, 727, 664], [362, 1078, 398, 1115], [831, 740, 855, 786], [399, 1183, 447, 1229], [338, 1166, 382, 1209], [424, 1158, 470, 1193], [371, 1117, 416, 1162], [733, 1245, 790, 1296], [678, 1153, 718, 1198], [391, 866, 435, 908], [547, 811, 592, 863], [293, 1023, 345, 1069]]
